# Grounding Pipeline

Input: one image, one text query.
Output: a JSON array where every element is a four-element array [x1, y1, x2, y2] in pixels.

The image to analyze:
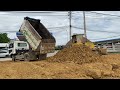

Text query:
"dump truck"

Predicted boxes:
[[11, 17, 56, 61]]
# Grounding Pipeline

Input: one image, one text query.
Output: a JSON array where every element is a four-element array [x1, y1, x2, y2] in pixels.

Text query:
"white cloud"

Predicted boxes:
[[0, 11, 120, 45]]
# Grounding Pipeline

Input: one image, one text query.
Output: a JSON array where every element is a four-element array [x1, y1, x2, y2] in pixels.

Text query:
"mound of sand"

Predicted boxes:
[[48, 44, 102, 64]]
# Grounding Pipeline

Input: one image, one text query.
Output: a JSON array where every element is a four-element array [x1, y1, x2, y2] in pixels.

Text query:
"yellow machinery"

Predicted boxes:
[[85, 41, 95, 49], [71, 34, 107, 55]]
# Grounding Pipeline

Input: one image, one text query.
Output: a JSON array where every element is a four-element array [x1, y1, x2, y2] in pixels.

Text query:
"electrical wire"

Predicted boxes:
[[86, 11, 120, 18], [72, 26, 120, 34], [0, 26, 68, 34], [90, 34, 120, 40], [14, 14, 67, 16], [7, 11, 68, 13], [1, 25, 120, 34], [47, 26, 69, 29], [72, 11, 120, 21], [0, 11, 68, 16]]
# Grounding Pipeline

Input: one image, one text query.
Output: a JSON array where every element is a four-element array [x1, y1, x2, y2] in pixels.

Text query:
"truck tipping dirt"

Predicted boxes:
[[11, 17, 56, 61]]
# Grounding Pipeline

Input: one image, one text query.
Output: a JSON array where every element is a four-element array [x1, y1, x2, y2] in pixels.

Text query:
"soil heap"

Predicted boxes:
[[48, 44, 102, 64]]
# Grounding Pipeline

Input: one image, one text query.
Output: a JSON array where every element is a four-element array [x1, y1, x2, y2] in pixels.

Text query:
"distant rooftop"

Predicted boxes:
[[94, 38, 120, 43]]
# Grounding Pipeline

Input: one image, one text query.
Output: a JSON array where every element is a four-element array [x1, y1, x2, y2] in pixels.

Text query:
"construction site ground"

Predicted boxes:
[[0, 53, 120, 79]]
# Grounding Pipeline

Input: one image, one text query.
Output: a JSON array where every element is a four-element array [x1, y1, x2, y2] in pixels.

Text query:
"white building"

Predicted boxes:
[[94, 38, 120, 53]]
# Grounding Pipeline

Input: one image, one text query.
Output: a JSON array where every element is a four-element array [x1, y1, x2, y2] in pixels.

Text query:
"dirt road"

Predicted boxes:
[[0, 54, 120, 79], [0, 58, 12, 61], [0, 51, 58, 62]]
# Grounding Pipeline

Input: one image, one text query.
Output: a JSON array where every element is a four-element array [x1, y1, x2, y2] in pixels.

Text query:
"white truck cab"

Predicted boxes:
[[9, 40, 29, 59]]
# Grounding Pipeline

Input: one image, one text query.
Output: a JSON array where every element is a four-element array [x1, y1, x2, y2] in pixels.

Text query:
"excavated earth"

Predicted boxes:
[[0, 45, 120, 79], [47, 44, 102, 64]]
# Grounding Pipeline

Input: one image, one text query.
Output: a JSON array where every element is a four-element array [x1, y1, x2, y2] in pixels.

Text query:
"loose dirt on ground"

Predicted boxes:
[[1, 45, 120, 79]]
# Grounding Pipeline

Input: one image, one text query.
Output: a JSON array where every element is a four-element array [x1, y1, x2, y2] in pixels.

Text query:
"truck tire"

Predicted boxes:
[[12, 55, 16, 62], [39, 54, 47, 60], [24, 53, 30, 62]]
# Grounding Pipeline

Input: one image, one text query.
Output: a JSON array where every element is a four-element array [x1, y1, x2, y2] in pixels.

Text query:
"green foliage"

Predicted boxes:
[[0, 33, 10, 43]]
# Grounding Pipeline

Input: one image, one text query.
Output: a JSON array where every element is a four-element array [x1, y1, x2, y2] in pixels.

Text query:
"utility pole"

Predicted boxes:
[[83, 11, 87, 39], [68, 11, 72, 40]]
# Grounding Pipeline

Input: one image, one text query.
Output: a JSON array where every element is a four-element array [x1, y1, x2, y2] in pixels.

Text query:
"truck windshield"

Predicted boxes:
[[18, 43, 27, 47], [9, 43, 14, 48]]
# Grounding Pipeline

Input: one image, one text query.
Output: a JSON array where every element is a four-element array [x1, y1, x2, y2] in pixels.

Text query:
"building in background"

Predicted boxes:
[[94, 38, 120, 53]]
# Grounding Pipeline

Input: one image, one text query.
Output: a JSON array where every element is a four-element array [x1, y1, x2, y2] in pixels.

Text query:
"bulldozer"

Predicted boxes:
[[65, 34, 107, 55]]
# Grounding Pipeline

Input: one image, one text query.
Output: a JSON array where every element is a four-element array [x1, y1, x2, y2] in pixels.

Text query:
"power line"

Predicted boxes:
[[90, 34, 120, 40], [47, 26, 68, 29], [29, 15, 68, 16], [72, 11, 82, 14], [71, 14, 120, 21], [50, 29, 68, 33], [16, 14, 67, 16], [0, 12, 68, 16], [72, 26, 120, 34], [0, 26, 69, 33], [87, 11, 120, 18], [2, 25, 120, 34], [72, 12, 120, 21], [9, 11, 68, 16], [6, 11, 68, 13]]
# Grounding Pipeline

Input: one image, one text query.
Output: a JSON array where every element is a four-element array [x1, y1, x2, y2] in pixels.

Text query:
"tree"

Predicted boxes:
[[0, 33, 10, 43]]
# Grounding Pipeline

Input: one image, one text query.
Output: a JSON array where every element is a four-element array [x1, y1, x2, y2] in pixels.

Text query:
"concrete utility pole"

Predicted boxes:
[[68, 11, 72, 40], [83, 11, 87, 39]]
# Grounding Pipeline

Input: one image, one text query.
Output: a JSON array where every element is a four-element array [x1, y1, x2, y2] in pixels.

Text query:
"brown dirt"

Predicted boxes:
[[48, 44, 102, 64], [1, 45, 120, 79], [0, 61, 92, 79]]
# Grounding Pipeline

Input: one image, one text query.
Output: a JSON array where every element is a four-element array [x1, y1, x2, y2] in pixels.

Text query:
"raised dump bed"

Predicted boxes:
[[12, 17, 56, 61], [20, 17, 56, 54]]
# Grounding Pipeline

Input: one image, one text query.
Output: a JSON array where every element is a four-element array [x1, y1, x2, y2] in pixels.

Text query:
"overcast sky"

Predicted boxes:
[[0, 11, 120, 45]]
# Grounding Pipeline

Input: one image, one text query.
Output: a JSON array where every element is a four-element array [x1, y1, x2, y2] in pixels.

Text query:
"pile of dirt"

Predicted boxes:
[[48, 44, 102, 64]]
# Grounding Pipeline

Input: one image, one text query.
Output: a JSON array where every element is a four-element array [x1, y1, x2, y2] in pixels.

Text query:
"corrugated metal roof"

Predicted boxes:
[[94, 38, 120, 43]]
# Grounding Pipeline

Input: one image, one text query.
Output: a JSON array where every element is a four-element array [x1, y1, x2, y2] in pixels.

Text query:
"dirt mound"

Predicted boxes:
[[48, 44, 102, 64]]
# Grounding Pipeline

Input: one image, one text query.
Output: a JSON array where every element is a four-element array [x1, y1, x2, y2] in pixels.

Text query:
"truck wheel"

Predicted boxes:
[[12, 55, 16, 62], [24, 53, 30, 62], [39, 54, 47, 60]]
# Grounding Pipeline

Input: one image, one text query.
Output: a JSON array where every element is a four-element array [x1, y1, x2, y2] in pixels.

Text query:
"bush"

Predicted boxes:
[[0, 33, 10, 43]]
